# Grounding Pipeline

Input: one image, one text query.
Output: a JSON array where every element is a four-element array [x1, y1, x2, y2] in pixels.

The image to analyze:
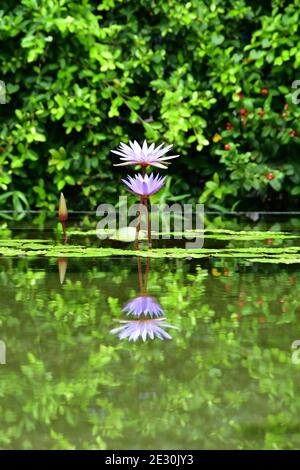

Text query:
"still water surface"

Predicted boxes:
[[0, 217, 300, 449]]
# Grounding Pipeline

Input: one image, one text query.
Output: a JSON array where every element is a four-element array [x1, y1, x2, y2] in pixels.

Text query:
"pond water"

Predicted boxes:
[[1, 215, 300, 449]]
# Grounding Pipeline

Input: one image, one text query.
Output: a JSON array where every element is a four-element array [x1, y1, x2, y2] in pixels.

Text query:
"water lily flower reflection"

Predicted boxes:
[[122, 296, 164, 318], [112, 140, 179, 169], [111, 318, 177, 342], [122, 173, 166, 197]]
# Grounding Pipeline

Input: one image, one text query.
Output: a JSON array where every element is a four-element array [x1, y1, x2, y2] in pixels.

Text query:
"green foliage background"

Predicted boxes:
[[1, 0, 300, 212]]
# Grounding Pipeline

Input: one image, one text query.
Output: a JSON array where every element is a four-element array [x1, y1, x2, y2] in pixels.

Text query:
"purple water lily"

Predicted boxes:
[[112, 138, 179, 246], [111, 140, 179, 169], [110, 318, 177, 342], [122, 296, 164, 318], [122, 173, 166, 197]]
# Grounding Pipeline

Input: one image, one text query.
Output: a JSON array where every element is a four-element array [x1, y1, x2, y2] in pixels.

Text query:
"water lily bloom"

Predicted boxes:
[[122, 173, 166, 197], [110, 318, 177, 342], [111, 140, 179, 169], [122, 296, 164, 318]]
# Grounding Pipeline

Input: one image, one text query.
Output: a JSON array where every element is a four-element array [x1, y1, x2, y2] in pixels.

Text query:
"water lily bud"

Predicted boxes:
[[58, 192, 68, 222], [58, 258, 68, 285]]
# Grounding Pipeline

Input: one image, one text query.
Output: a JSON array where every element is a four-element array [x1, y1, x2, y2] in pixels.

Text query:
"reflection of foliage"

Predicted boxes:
[[0, 257, 300, 449]]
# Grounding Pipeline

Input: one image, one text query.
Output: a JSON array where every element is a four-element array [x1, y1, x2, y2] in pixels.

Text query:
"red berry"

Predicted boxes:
[[237, 91, 243, 100], [258, 110, 265, 117], [240, 108, 247, 116], [257, 297, 263, 305], [260, 87, 269, 96], [226, 122, 233, 130], [290, 129, 298, 138], [224, 144, 231, 150], [266, 172, 274, 181], [284, 103, 289, 110]]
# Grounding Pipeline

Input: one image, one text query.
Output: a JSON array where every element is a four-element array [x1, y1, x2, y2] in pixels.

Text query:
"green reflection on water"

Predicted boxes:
[[0, 255, 300, 450]]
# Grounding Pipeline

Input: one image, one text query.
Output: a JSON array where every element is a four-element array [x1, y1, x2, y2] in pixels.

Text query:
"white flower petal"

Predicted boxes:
[[111, 141, 179, 168]]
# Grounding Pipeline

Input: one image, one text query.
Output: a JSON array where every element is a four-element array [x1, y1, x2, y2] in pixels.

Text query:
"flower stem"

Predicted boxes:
[[61, 221, 68, 244], [137, 256, 150, 295], [145, 197, 152, 248], [144, 256, 150, 289], [135, 194, 151, 249], [137, 257, 143, 292], [134, 196, 143, 249]]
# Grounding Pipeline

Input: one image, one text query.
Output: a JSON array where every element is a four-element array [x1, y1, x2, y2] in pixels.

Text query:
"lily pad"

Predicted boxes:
[[1, 238, 300, 263]]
